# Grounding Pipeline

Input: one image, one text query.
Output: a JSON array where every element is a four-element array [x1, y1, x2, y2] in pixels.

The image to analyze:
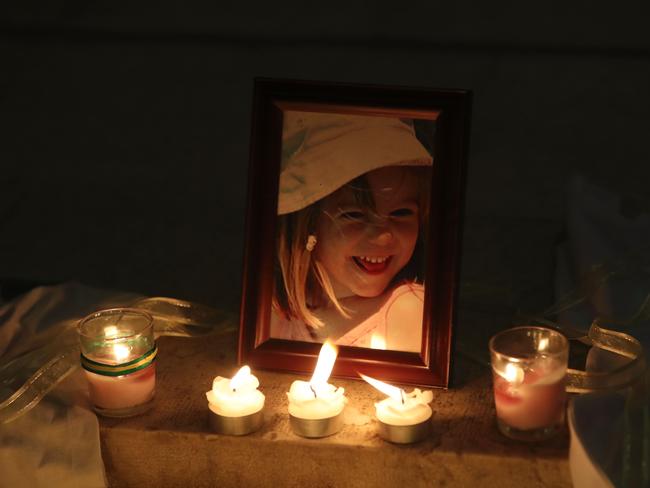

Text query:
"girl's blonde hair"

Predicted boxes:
[[273, 166, 430, 330]]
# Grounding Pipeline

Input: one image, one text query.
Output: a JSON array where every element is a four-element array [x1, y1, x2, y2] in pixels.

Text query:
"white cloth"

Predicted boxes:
[[0, 374, 106, 488], [0, 283, 139, 488], [0, 282, 230, 488]]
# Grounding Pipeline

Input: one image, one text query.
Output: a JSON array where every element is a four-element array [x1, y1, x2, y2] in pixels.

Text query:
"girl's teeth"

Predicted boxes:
[[359, 256, 387, 264]]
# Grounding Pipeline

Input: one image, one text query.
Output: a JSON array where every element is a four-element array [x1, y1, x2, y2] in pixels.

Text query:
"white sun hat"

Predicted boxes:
[[278, 111, 433, 215]]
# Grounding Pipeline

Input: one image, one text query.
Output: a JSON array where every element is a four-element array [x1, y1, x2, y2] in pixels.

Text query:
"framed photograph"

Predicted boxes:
[[238, 78, 471, 388]]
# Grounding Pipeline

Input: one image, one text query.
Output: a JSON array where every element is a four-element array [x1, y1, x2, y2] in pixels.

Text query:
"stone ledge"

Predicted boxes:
[[99, 331, 571, 487]]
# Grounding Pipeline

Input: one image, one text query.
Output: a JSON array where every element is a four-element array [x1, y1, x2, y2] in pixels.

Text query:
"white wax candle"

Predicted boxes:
[[375, 389, 433, 426], [287, 341, 347, 419], [206, 366, 265, 417], [287, 380, 346, 419], [361, 374, 433, 426]]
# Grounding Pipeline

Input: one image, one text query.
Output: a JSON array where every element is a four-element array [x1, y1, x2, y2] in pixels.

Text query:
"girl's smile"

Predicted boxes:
[[315, 166, 421, 299], [352, 255, 392, 274]]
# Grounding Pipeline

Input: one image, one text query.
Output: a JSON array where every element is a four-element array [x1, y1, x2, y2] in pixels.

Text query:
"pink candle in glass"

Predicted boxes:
[[493, 363, 566, 431], [85, 363, 156, 410], [489, 326, 569, 441], [79, 308, 157, 417]]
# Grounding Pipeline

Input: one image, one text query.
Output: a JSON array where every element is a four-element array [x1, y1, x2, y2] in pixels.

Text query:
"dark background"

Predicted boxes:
[[2, 3, 649, 321]]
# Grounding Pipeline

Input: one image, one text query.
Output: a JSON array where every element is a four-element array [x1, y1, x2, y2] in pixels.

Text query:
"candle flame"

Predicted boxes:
[[537, 336, 549, 352], [359, 374, 403, 402], [112, 344, 130, 362], [310, 341, 338, 386], [104, 325, 119, 338], [230, 365, 251, 390], [504, 363, 524, 384]]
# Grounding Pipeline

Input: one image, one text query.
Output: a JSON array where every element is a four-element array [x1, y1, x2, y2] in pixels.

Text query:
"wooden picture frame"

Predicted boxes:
[[238, 78, 471, 388]]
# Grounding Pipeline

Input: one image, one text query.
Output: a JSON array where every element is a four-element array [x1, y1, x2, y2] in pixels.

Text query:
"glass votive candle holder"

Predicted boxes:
[[489, 326, 569, 441], [79, 308, 157, 417]]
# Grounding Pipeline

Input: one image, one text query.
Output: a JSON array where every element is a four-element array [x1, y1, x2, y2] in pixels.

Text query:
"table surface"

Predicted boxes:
[[99, 322, 572, 488]]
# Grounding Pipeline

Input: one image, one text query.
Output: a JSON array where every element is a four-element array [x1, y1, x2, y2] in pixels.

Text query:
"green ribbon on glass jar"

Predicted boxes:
[[80, 345, 158, 377]]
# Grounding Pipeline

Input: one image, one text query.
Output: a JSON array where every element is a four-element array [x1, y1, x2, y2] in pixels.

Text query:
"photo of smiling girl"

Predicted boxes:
[[270, 111, 434, 352]]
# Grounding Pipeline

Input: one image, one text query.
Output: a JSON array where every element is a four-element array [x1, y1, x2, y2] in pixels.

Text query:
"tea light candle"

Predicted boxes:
[[79, 309, 157, 418], [489, 326, 569, 441], [288, 341, 347, 438], [206, 366, 265, 435], [360, 374, 433, 443]]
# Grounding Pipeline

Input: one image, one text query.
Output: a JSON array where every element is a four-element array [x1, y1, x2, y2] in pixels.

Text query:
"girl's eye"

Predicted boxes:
[[390, 208, 416, 218], [339, 210, 365, 221]]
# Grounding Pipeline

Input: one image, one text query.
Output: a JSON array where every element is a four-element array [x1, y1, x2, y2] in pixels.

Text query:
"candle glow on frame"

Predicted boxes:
[[370, 333, 387, 350]]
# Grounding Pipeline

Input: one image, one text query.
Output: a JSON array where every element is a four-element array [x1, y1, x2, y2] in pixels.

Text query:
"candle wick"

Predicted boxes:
[[310, 384, 317, 398], [400, 389, 405, 405]]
